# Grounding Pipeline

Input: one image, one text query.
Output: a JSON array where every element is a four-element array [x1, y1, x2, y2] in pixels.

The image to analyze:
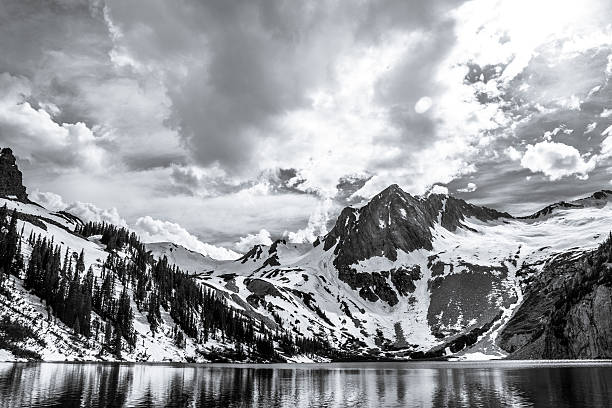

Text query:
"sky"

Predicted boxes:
[[0, 0, 611, 259]]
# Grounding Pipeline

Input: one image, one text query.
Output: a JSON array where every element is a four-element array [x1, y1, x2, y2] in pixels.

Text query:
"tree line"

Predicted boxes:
[[1, 213, 331, 360]]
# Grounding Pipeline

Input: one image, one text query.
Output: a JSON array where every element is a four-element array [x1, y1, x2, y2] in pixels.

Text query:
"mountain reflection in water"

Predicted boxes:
[[0, 361, 611, 407]]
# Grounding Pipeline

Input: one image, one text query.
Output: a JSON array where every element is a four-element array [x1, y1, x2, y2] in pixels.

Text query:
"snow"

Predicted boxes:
[[0, 200, 262, 363], [0, 349, 16, 361], [143, 197, 612, 356], [453, 352, 504, 361], [5, 192, 612, 360], [146, 242, 222, 274]]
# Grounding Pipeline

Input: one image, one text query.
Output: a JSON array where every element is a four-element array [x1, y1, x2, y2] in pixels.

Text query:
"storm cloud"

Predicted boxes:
[[1, 0, 611, 249]]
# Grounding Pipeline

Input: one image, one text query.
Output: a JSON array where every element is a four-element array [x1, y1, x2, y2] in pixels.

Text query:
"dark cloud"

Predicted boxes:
[[335, 174, 373, 203], [452, 156, 612, 216], [125, 153, 187, 172], [373, 19, 457, 150], [104, 0, 469, 176], [357, 0, 464, 39], [2, 0, 612, 248], [107, 0, 337, 172]]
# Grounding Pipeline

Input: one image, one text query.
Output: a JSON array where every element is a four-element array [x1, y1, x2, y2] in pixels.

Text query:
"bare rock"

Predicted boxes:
[[0, 148, 27, 201]]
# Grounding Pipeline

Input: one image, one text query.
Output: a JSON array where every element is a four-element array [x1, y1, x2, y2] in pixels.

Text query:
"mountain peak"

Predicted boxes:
[[379, 183, 403, 195], [323, 184, 510, 268]]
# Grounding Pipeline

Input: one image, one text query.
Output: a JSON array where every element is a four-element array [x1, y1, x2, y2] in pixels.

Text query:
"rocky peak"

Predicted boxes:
[[0, 147, 27, 201], [323, 184, 510, 268]]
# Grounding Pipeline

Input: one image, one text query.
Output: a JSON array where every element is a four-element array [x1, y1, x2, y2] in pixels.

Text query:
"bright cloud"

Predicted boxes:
[[286, 198, 334, 243], [505, 147, 523, 161], [134, 216, 239, 260], [234, 229, 273, 252], [30, 190, 67, 212], [520, 141, 597, 180], [0, 73, 106, 171], [585, 122, 598, 134], [414, 96, 433, 114], [429, 185, 449, 195], [66, 202, 128, 228], [457, 182, 477, 193]]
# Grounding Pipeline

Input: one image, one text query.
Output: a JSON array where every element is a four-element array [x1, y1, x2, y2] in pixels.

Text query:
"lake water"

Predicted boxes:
[[0, 361, 611, 407]]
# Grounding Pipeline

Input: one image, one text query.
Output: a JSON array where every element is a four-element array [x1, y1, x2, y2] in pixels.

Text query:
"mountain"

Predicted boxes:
[[145, 186, 612, 360], [1, 150, 611, 361]]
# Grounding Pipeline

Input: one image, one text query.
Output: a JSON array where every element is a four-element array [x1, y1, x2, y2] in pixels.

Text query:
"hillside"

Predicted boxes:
[[0, 199, 330, 362], [146, 187, 612, 360]]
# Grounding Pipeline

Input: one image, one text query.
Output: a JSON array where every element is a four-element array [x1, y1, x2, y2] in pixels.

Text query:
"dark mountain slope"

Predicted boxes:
[[499, 235, 612, 359], [323, 184, 511, 268]]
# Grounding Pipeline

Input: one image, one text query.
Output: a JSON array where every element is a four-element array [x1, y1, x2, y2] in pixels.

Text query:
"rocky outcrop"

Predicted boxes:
[[337, 267, 399, 305], [0, 148, 27, 201], [500, 242, 612, 359], [553, 285, 612, 358]]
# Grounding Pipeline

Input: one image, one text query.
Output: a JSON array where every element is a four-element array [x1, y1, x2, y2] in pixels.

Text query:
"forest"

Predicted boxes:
[[0, 207, 331, 361]]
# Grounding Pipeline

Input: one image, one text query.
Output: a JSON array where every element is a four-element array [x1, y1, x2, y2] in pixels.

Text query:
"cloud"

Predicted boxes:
[[600, 134, 612, 157], [0, 73, 106, 171], [234, 229, 273, 252], [520, 141, 596, 180], [66, 202, 128, 228], [429, 185, 449, 195], [585, 122, 598, 134], [1, 0, 612, 248], [30, 189, 127, 227], [134, 216, 239, 260], [457, 182, 477, 193], [286, 198, 334, 243], [414, 96, 433, 114], [505, 146, 523, 161], [100, 0, 476, 200], [30, 190, 67, 212], [30, 188, 242, 260]]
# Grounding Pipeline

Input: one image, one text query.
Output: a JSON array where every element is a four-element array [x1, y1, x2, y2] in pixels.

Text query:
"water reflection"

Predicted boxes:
[[0, 361, 611, 407]]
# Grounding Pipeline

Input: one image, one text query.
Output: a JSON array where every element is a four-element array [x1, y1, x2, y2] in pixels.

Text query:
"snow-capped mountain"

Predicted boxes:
[[1, 146, 611, 361], [149, 185, 612, 359]]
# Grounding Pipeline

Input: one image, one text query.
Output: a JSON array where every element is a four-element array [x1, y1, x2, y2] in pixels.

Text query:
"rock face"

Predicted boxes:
[[499, 242, 612, 359], [0, 148, 27, 201], [323, 184, 511, 268], [428, 264, 514, 338], [322, 184, 510, 305]]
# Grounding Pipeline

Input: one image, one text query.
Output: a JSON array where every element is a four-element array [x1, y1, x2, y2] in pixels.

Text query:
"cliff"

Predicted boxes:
[[499, 240, 612, 359], [0, 148, 27, 201]]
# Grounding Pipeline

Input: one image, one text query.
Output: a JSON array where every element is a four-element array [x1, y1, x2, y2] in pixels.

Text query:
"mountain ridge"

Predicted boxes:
[[1, 149, 612, 362]]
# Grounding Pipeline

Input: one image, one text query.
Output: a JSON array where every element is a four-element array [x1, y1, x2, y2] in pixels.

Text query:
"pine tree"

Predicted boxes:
[[113, 327, 122, 358], [73, 316, 81, 335]]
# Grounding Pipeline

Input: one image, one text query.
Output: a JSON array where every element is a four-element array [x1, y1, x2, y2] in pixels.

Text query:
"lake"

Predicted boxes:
[[0, 361, 611, 407]]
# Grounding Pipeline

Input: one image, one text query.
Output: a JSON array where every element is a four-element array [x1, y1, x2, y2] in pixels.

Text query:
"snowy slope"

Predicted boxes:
[[0, 197, 324, 363], [147, 189, 612, 359], [3, 187, 612, 362]]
